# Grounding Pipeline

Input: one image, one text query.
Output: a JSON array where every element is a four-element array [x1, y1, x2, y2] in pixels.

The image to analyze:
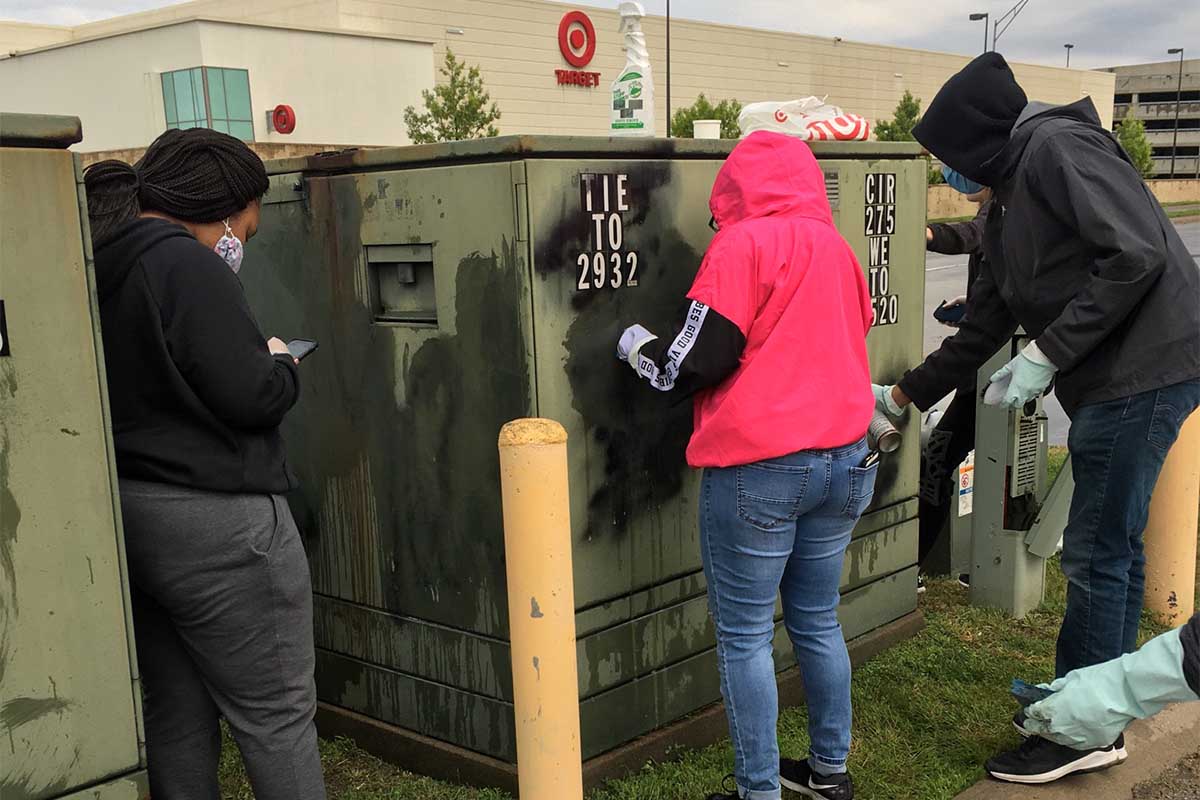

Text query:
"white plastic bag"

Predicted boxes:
[[738, 97, 871, 141]]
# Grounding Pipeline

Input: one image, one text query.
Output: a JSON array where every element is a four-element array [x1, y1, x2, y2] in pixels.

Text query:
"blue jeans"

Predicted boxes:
[[701, 440, 876, 800], [1058, 379, 1200, 678]]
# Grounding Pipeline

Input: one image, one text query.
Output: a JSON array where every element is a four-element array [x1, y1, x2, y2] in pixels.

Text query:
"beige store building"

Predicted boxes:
[[0, 0, 1115, 153]]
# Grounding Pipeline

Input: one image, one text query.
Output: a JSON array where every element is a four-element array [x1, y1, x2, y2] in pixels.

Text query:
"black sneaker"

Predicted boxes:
[[1013, 709, 1032, 737], [780, 758, 854, 799], [958, 573, 971, 589], [986, 735, 1127, 784], [704, 774, 739, 799], [917, 575, 928, 595]]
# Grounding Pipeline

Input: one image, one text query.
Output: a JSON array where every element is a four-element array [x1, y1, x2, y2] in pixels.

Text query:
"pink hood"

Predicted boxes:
[[685, 130, 874, 467], [709, 131, 834, 229]]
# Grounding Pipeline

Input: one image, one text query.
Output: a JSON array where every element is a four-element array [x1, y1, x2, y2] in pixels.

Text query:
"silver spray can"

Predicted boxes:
[[867, 409, 902, 453]]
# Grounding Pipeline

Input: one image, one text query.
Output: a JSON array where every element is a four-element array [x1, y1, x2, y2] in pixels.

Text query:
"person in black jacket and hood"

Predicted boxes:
[[916, 173, 992, 586], [85, 128, 325, 800], [874, 53, 1200, 784]]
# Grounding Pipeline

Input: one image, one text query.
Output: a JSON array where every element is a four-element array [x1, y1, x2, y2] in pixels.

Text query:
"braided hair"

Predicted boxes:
[[84, 128, 269, 247]]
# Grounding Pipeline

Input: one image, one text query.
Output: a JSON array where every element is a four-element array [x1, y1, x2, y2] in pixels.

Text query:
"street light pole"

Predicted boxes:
[[1064, 43, 1074, 68], [1169, 48, 1184, 177], [992, 0, 1030, 52], [666, 0, 671, 138], [969, 13, 989, 54]]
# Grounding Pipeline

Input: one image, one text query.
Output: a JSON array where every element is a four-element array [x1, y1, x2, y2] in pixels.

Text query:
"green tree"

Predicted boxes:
[[404, 49, 501, 145], [670, 93, 743, 139], [928, 164, 946, 186], [1116, 111, 1155, 178], [875, 90, 921, 142]]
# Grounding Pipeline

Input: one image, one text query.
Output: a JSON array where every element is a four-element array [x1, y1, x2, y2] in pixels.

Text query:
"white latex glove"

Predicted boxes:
[[616, 324, 658, 369]]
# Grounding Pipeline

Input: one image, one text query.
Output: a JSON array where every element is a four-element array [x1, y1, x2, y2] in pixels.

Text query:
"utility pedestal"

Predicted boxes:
[[968, 338, 1048, 618]]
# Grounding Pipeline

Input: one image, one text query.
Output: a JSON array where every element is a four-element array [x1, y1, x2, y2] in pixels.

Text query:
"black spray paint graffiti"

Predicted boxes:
[[242, 175, 530, 640], [537, 163, 701, 540]]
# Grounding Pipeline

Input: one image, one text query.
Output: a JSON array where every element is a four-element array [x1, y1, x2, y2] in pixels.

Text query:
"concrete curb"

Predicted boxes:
[[953, 702, 1200, 800]]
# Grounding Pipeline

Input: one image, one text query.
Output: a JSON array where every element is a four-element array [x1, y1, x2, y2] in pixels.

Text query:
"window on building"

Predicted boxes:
[[1151, 146, 1200, 157], [1114, 93, 1133, 104], [1145, 118, 1200, 131], [161, 67, 255, 141], [1138, 90, 1200, 103]]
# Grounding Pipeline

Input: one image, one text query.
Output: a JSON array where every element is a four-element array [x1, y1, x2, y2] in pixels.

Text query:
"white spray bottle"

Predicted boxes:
[[610, 1, 655, 136]]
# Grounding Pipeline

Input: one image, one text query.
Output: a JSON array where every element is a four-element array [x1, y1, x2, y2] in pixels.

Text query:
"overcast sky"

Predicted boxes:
[[0, 0, 1192, 70]]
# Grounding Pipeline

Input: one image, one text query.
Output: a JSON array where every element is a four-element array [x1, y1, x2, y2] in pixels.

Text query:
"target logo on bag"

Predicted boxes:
[[558, 11, 597, 68], [739, 97, 873, 142], [805, 114, 871, 141]]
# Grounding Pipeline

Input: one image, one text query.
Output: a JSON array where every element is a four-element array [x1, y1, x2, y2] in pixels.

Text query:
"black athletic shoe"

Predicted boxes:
[[780, 758, 854, 799], [917, 575, 928, 595], [958, 573, 971, 589], [1013, 709, 1032, 737], [704, 774, 739, 799], [986, 734, 1127, 784]]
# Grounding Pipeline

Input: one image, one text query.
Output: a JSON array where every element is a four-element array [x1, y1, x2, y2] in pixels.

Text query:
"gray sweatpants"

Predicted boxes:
[[119, 480, 326, 800]]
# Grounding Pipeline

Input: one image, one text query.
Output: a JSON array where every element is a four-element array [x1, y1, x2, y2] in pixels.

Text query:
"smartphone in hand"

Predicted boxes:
[[287, 339, 319, 361], [933, 300, 967, 326]]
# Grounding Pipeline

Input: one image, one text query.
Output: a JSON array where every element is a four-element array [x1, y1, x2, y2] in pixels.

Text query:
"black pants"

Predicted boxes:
[[918, 388, 977, 568]]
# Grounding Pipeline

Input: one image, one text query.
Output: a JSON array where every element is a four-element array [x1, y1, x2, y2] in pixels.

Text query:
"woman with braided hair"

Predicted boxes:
[[85, 128, 326, 799]]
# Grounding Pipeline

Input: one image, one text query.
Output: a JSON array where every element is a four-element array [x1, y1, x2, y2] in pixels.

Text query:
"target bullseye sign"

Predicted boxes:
[[555, 10, 600, 88]]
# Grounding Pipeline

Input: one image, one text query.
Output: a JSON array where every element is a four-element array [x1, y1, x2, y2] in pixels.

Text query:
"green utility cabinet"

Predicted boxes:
[[0, 115, 149, 799], [243, 137, 927, 785]]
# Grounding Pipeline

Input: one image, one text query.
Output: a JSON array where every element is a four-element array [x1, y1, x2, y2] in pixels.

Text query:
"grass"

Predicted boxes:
[[218, 449, 1181, 799], [218, 733, 510, 800]]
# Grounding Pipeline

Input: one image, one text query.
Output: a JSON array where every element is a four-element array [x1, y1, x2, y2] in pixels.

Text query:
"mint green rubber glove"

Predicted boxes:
[[1023, 627, 1198, 750], [985, 341, 1057, 410], [872, 383, 905, 419]]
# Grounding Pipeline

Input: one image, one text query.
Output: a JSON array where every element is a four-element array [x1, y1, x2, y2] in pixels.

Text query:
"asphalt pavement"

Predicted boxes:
[[922, 218, 1200, 446]]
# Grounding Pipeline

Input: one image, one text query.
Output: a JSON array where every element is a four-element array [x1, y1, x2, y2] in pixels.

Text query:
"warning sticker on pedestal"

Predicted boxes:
[[958, 451, 975, 517]]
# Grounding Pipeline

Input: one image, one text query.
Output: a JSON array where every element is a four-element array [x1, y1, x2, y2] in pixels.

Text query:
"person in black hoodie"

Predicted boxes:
[[875, 53, 1200, 784], [915, 175, 992, 587], [85, 128, 325, 800]]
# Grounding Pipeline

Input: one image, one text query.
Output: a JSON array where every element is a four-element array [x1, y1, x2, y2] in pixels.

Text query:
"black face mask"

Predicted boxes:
[[708, 215, 719, 232]]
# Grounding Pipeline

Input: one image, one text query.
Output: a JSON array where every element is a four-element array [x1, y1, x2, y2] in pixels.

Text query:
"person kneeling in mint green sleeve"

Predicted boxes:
[[992, 612, 1200, 784]]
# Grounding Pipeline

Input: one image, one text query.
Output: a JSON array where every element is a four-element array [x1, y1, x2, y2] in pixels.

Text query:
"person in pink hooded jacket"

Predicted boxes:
[[617, 131, 876, 800]]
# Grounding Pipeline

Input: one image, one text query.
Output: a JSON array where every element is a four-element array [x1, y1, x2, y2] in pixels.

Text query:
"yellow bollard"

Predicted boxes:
[[498, 418, 584, 800], [1143, 409, 1200, 625]]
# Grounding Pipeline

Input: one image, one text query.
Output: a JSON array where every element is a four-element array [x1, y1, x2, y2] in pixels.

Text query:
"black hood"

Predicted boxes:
[[94, 217, 194, 302], [980, 97, 1105, 186], [913, 52, 1028, 186]]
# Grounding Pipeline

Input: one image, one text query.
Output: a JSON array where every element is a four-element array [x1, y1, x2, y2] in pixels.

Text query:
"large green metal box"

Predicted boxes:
[[0, 114, 148, 799], [243, 137, 926, 767]]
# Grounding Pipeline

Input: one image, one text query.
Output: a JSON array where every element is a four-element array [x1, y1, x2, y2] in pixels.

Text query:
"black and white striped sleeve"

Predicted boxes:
[[633, 300, 746, 396]]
